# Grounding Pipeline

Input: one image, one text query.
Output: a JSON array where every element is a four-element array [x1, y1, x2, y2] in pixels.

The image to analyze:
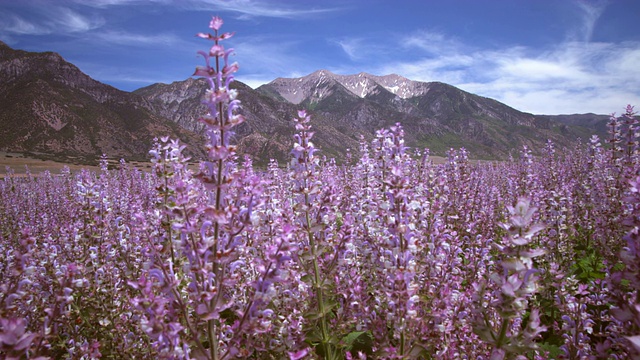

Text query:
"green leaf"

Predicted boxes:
[[321, 298, 338, 316], [342, 331, 367, 346], [303, 311, 321, 320], [342, 331, 374, 356], [304, 328, 323, 344], [612, 261, 626, 272], [538, 342, 563, 358]]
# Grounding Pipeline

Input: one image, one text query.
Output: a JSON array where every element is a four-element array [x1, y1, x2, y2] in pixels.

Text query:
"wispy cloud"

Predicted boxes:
[[0, 6, 104, 35], [470, 43, 638, 114], [56, 7, 103, 32], [72, 0, 343, 19], [334, 37, 388, 62], [1, 14, 48, 35], [374, 31, 480, 84], [402, 30, 465, 56], [95, 31, 182, 47], [363, 1, 639, 115], [2, 0, 635, 114], [336, 38, 364, 61], [71, 0, 171, 8], [189, 0, 343, 19], [382, 32, 640, 114], [380, 56, 475, 85], [572, 0, 608, 42]]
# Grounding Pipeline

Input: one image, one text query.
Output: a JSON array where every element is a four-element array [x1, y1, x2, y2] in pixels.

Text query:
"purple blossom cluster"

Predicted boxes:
[[1, 17, 640, 359]]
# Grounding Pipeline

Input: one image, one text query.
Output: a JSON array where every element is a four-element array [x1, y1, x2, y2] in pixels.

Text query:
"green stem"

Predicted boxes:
[[163, 172, 176, 266], [496, 317, 509, 349], [298, 131, 333, 359], [306, 192, 332, 359], [399, 322, 406, 358]]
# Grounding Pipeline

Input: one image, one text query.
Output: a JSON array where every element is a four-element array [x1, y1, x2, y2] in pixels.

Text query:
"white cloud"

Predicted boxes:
[[78, 0, 343, 18], [572, 0, 608, 42], [381, 56, 475, 85], [0, 7, 104, 35], [491, 87, 634, 115], [606, 47, 640, 77], [3, 0, 635, 115], [56, 7, 103, 32], [71, 0, 171, 8], [189, 0, 342, 18], [497, 58, 587, 81], [334, 37, 389, 62], [452, 41, 640, 114], [365, 4, 640, 116], [2, 14, 48, 35], [95, 31, 182, 46], [402, 30, 465, 56], [336, 38, 364, 61]]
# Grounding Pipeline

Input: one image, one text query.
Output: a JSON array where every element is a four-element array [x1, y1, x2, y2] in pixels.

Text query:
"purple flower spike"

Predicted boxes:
[[1, 10, 638, 359], [288, 348, 310, 360], [0, 317, 37, 351], [210, 16, 223, 30]]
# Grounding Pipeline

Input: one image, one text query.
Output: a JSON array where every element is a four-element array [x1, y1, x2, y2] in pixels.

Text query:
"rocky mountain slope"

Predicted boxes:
[[134, 78, 359, 165], [138, 69, 599, 164], [0, 42, 603, 165], [256, 70, 595, 158], [540, 113, 610, 138], [0, 41, 200, 162]]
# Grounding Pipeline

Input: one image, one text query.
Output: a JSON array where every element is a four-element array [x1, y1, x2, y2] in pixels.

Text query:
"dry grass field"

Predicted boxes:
[[0, 151, 464, 180], [0, 152, 155, 178]]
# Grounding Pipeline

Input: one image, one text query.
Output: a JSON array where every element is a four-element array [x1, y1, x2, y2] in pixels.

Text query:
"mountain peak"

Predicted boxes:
[[309, 69, 335, 77], [260, 70, 432, 103]]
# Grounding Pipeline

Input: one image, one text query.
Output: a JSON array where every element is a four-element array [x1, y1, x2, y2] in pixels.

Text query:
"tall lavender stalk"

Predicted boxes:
[[290, 110, 338, 359], [193, 16, 244, 359], [129, 17, 294, 359], [473, 198, 547, 359], [1, 15, 640, 357]]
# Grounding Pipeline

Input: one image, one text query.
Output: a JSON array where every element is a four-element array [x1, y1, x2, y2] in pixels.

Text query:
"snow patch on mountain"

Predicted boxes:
[[262, 70, 433, 104]]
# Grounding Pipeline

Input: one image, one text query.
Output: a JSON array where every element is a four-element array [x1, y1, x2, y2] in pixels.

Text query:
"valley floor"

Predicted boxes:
[[0, 152, 154, 178]]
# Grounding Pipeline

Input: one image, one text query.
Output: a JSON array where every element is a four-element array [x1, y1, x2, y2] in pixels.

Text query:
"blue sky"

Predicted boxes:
[[1, 0, 639, 115]]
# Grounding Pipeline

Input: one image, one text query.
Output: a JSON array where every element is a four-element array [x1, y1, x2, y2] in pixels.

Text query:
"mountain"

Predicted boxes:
[[138, 69, 597, 164], [0, 41, 603, 165], [0, 41, 200, 162], [134, 77, 362, 165], [256, 70, 594, 159], [262, 70, 431, 104], [539, 113, 610, 139]]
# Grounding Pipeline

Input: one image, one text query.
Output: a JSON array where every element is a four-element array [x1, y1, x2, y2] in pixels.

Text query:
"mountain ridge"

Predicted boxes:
[[253, 70, 599, 159], [0, 42, 202, 162], [262, 70, 434, 104], [0, 43, 606, 165]]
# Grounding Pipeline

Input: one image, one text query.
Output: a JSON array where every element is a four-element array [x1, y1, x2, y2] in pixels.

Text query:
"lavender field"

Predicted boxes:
[[2, 17, 640, 359]]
